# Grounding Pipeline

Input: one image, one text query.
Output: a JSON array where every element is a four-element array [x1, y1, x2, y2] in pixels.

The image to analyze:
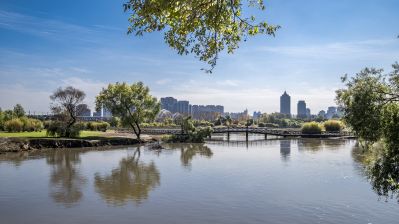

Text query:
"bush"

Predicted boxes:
[[86, 121, 110, 132], [323, 120, 343, 132], [43, 120, 53, 129], [109, 117, 120, 127], [46, 121, 82, 138], [4, 119, 24, 132], [166, 126, 213, 143], [301, 122, 323, 134], [0, 112, 4, 131], [19, 117, 44, 132]]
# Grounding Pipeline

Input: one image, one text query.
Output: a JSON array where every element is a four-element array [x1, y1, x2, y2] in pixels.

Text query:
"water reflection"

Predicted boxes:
[[352, 144, 399, 202], [179, 144, 213, 167], [46, 150, 86, 207], [279, 140, 291, 161], [94, 149, 160, 206], [298, 139, 323, 152]]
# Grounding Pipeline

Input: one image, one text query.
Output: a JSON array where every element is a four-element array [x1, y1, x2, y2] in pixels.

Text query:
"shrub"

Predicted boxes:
[[97, 122, 110, 132], [43, 120, 53, 129], [0, 111, 4, 131], [109, 117, 120, 127], [301, 122, 323, 134], [265, 123, 279, 128], [323, 120, 343, 132], [4, 119, 24, 132], [46, 121, 82, 138], [18, 117, 44, 132], [165, 126, 213, 143], [86, 121, 110, 132]]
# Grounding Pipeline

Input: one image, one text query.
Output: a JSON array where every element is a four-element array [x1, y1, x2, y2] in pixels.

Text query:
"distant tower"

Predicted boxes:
[[297, 100, 307, 118], [280, 91, 291, 116]]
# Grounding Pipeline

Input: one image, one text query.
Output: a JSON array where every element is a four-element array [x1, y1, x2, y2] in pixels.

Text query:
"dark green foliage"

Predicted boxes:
[[46, 121, 82, 138], [336, 68, 387, 144], [301, 122, 322, 134], [109, 117, 121, 127], [86, 121, 110, 132], [13, 104, 25, 118], [337, 63, 399, 201], [166, 117, 213, 143]]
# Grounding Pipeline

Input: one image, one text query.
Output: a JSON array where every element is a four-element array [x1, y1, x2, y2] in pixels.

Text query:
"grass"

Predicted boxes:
[[0, 130, 106, 138]]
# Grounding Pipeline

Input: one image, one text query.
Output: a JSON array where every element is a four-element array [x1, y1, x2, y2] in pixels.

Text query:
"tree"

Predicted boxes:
[[50, 86, 86, 137], [336, 64, 399, 146], [124, 0, 280, 73], [95, 82, 160, 141], [13, 104, 25, 118]]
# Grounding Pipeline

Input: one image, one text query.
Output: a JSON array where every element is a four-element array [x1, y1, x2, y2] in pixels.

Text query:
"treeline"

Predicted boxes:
[[0, 104, 44, 132]]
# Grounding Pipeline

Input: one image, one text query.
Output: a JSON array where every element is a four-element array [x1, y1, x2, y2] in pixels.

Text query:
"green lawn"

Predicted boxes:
[[0, 130, 105, 138]]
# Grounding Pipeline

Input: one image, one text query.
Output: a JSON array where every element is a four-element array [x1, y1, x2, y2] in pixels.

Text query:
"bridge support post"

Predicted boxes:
[[264, 133, 267, 140], [227, 131, 230, 142], [246, 127, 249, 142]]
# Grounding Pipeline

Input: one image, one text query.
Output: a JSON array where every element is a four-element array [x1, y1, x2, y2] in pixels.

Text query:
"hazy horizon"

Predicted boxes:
[[1, 0, 398, 114]]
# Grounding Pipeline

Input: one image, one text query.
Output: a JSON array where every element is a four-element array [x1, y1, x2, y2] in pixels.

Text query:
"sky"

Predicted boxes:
[[0, 0, 398, 115]]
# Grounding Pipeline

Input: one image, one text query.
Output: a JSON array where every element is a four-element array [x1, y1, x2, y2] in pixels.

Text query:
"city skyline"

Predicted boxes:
[[0, 0, 398, 113]]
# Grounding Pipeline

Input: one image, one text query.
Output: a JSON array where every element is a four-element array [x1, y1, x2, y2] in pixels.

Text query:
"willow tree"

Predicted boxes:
[[95, 82, 160, 141], [124, 0, 280, 72]]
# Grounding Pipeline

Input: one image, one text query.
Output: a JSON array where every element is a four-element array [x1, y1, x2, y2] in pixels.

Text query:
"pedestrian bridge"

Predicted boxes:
[[132, 127, 354, 138]]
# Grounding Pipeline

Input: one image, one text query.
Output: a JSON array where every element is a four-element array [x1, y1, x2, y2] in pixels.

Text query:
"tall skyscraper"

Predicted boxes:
[[280, 91, 291, 116], [297, 100, 307, 118]]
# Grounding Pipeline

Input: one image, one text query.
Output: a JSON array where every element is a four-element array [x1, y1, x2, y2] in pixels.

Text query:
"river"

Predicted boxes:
[[0, 136, 398, 224]]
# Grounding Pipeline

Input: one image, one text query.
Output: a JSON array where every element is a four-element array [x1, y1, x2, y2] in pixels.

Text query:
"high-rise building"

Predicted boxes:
[[297, 100, 307, 118], [306, 108, 311, 118], [160, 97, 178, 113], [177, 100, 190, 115], [280, 91, 291, 116]]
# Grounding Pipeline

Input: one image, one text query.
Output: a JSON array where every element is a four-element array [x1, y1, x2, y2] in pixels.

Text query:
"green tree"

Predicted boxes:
[[336, 64, 399, 146], [124, 0, 280, 72], [13, 104, 25, 118], [95, 82, 160, 141], [49, 86, 86, 137]]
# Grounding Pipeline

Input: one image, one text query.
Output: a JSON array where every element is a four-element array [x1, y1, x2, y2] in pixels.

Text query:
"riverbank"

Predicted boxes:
[[0, 136, 157, 153]]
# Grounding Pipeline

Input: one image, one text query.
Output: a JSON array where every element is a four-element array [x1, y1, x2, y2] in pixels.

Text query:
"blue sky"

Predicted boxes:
[[0, 0, 398, 115]]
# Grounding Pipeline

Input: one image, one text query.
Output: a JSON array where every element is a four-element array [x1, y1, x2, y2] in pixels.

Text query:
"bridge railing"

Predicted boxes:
[[114, 127, 353, 137]]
